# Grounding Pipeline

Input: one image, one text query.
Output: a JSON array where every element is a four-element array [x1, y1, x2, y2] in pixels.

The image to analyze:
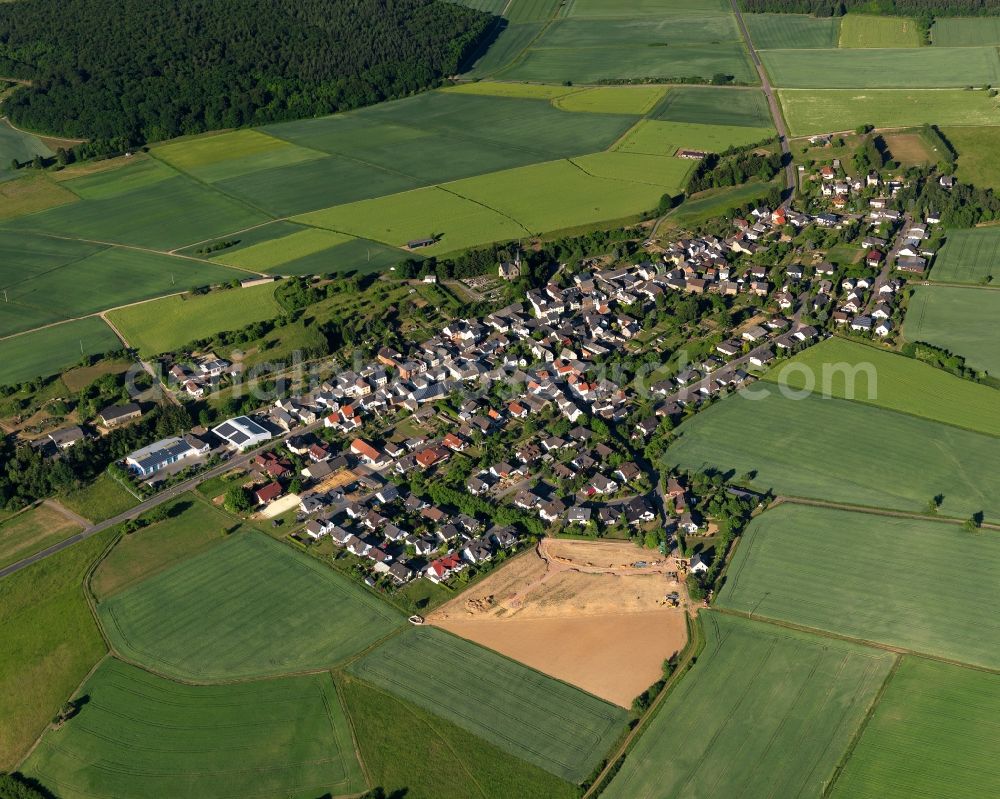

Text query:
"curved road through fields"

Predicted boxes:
[[729, 0, 796, 204]]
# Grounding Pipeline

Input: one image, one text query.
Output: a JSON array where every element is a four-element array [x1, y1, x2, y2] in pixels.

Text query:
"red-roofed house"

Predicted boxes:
[[351, 438, 387, 467], [425, 551, 465, 583], [442, 433, 467, 452], [416, 445, 450, 470], [255, 481, 283, 505]]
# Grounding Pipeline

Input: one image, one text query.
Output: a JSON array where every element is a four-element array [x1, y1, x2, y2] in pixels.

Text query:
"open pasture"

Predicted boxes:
[[98, 532, 403, 680], [764, 46, 1000, 88], [572, 151, 693, 188], [831, 658, 1000, 799], [839, 14, 922, 48], [664, 179, 778, 226], [946, 125, 1000, 190], [881, 130, 936, 165], [904, 285, 1000, 376], [340, 677, 578, 799], [931, 225, 1000, 283], [10, 169, 269, 250], [153, 129, 325, 183], [24, 659, 366, 799], [604, 613, 894, 799], [652, 86, 774, 127], [720, 503, 1000, 668], [779, 88, 1000, 135], [0, 318, 121, 386], [665, 391, 1000, 519], [0, 174, 77, 221], [0, 502, 81, 570], [349, 626, 628, 783], [0, 530, 112, 769], [768, 337, 1000, 436], [615, 119, 773, 156], [59, 473, 140, 524], [744, 12, 840, 49], [931, 16, 1000, 46], [108, 283, 282, 356]]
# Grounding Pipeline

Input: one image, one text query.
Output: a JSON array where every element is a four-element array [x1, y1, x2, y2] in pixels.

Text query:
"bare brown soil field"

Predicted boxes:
[[431, 538, 689, 707], [883, 132, 934, 166]]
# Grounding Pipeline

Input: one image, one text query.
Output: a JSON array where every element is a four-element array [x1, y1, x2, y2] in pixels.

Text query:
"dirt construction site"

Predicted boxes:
[[430, 538, 690, 707]]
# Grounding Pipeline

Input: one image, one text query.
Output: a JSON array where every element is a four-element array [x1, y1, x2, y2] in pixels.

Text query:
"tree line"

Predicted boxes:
[[686, 142, 784, 194], [0, 0, 492, 150], [739, 0, 1000, 17]]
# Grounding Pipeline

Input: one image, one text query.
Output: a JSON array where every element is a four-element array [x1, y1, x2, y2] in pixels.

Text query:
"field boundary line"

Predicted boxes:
[[821, 654, 902, 798], [712, 606, 1000, 676], [331, 673, 374, 793], [436, 184, 534, 236], [777, 494, 1000, 531]]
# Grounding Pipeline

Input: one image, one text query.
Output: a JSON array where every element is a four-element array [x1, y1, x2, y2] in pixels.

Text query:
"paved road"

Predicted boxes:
[[730, 0, 796, 204], [0, 420, 323, 580]]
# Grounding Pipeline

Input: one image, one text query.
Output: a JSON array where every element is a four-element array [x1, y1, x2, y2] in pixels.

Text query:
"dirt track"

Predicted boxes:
[[430, 537, 689, 707]]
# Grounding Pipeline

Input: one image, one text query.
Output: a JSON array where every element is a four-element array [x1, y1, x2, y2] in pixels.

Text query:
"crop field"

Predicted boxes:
[[904, 286, 1000, 376], [839, 14, 922, 48], [932, 16, 1000, 46], [0, 119, 53, 180], [665, 391, 1000, 519], [565, 0, 731, 16], [615, 119, 774, 155], [571, 151, 694, 188], [108, 283, 282, 357], [505, 0, 561, 22], [744, 13, 840, 49], [98, 532, 403, 680], [0, 173, 78, 222], [831, 658, 1000, 799], [778, 88, 1000, 135], [442, 82, 574, 100], [604, 613, 894, 799], [945, 126, 1000, 190], [930, 225, 1000, 283], [24, 659, 366, 799], [767, 337, 1000, 435], [501, 41, 756, 84], [212, 227, 353, 270], [0, 503, 82, 570], [763, 46, 1000, 88], [340, 677, 578, 799], [465, 22, 546, 76], [720, 503, 1000, 667], [0, 530, 112, 769], [0, 317, 121, 386], [153, 129, 325, 183], [552, 86, 668, 115], [9, 169, 269, 250], [349, 627, 628, 783], [650, 86, 774, 127], [91, 495, 236, 600]]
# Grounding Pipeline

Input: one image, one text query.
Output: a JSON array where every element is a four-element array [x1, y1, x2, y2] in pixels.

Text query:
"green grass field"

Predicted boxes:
[[767, 337, 1000, 436], [24, 659, 366, 799], [664, 180, 778, 226], [0, 503, 82, 570], [442, 82, 574, 100], [831, 658, 1000, 799], [904, 286, 1000, 376], [0, 530, 112, 769], [720, 503, 1000, 667], [650, 86, 774, 127], [571, 151, 694, 187], [212, 227, 352, 270], [91, 495, 234, 600], [665, 391, 1000, 519], [107, 283, 283, 357], [552, 85, 668, 114], [745, 12, 840, 49], [566, 0, 731, 16], [615, 119, 774, 156], [464, 22, 547, 77], [931, 225, 1000, 283], [59, 473, 139, 524], [98, 532, 403, 680], [763, 46, 1000, 88], [0, 120, 53, 181], [932, 16, 1000, 46], [0, 318, 122, 386], [839, 14, 922, 47], [604, 613, 894, 799], [779, 88, 1000, 135], [505, 0, 561, 22], [945, 125, 1000, 191], [349, 627, 628, 783], [340, 676, 578, 799], [153, 129, 325, 183], [0, 174, 79, 221]]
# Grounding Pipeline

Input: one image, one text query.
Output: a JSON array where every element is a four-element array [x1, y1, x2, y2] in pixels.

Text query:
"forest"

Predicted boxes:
[[739, 0, 1000, 15], [0, 0, 491, 149]]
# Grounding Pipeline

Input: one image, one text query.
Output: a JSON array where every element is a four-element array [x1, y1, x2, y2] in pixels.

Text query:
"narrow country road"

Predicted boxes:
[[729, 0, 796, 204], [0, 420, 324, 581]]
